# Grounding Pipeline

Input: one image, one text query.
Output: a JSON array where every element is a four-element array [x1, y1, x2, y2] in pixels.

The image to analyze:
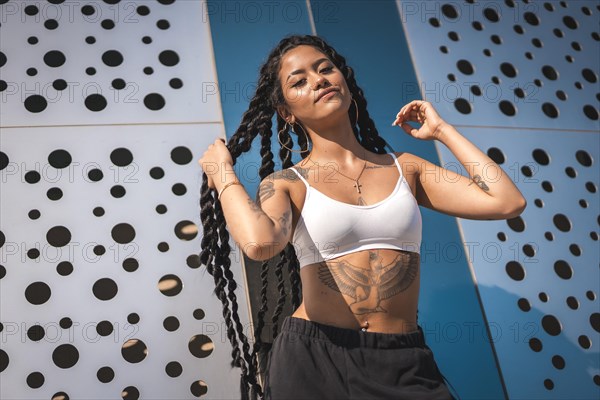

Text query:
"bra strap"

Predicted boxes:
[[289, 167, 310, 189], [387, 152, 404, 180]]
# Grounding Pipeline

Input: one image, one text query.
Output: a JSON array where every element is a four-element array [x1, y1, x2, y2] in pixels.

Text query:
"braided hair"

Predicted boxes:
[[199, 34, 391, 400]]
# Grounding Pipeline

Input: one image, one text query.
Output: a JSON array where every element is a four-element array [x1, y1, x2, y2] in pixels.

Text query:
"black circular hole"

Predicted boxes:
[[514, 87, 525, 98], [506, 261, 525, 281], [578, 335, 591, 349], [542, 315, 562, 336], [534, 199, 543, 207], [529, 337, 543, 352], [169, 78, 183, 89], [487, 147, 505, 164], [448, 31, 460, 41], [483, 7, 500, 22], [442, 4, 459, 19], [517, 297, 531, 312], [137, 5, 150, 16], [429, 17, 440, 27], [555, 90, 567, 101], [585, 181, 597, 193], [542, 102, 559, 118], [576, 150, 593, 167], [565, 166, 576, 177], [499, 100, 516, 116], [532, 149, 550, 165], [554, 260, 572, 279], [157, 19, 170, 30], [541, 181, 553, 192], [491, 34, 502, 44], [566, 296, 579, 309], [583, 105, 599, 121], [454, 98, 472, 114], [457, 59, 474, 75], [542, 65, 558, 80], [552, 355, 565, 369], [569, 244, 581, 256], [500, 62, 517, 78], [524, 12, 540, 25], [582, 68, 598, 83], [563, 15, 578, 29], [553, 214, 571, 232], [101, 19, 115, 30]]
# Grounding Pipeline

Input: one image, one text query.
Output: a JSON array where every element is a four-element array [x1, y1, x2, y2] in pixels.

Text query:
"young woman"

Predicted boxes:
[[198, 34, 526, 400]]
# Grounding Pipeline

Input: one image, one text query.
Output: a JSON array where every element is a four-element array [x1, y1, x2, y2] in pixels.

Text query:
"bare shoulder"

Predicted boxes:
[[256, 167, 307, 205], [390, 151, 417, 172]]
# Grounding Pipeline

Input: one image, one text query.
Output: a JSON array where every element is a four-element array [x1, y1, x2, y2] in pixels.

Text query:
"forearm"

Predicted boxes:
[[213, 165, 276, 252], [436, 123, 527, 209]]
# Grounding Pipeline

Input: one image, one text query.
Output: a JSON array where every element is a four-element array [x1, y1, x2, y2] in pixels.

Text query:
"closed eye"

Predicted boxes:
[[292, 79, 306, 88], [291, 66, 335, 88]]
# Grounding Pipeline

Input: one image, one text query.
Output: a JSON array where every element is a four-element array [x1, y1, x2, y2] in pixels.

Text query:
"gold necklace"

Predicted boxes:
[[306, 149, 368, 193]]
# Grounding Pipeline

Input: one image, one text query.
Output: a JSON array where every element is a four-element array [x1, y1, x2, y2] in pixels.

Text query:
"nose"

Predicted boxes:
[[311, 75, 329, 91]]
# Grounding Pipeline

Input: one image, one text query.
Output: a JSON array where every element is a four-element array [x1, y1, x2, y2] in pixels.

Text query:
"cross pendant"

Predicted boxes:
[[354, 181, 362, 193]]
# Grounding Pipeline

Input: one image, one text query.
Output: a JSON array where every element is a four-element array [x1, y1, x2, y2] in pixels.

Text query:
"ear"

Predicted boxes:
[[276, 105, 295, 124]]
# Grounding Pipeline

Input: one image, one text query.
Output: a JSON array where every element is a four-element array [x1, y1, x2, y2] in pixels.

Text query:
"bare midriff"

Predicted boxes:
[[291, 248, 421, 334], [286, 153, 421, 334]]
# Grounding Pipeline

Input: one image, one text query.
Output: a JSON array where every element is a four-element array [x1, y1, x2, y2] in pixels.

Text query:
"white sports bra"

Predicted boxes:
[[289, 152, 422, 269]]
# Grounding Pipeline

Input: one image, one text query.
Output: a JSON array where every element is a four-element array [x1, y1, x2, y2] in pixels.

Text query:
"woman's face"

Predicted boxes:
[[277, 45, 351, 127]]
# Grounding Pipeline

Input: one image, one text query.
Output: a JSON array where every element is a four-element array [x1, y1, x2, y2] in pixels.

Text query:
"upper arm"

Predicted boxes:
[[403, 152, 509, 220], [252, 170, 294, 260]]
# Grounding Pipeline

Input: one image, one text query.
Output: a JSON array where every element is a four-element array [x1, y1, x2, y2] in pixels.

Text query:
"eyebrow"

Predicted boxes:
[[286, 58, 331, 83]]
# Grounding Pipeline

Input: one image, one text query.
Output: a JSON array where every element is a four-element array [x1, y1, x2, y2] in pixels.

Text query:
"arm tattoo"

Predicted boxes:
[[278, 210, 291, 237], [317, 250, 419, 316], [256, 181, 275, 206], [246, 198, 266, 220], [469, 174, 490, 191]]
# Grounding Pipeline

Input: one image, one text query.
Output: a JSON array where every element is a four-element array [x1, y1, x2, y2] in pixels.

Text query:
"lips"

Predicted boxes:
[[315, 87, 339, 103]]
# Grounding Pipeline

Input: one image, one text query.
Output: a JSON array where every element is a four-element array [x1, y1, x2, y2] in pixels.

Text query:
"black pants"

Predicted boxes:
[[263, 316, 457, 400]]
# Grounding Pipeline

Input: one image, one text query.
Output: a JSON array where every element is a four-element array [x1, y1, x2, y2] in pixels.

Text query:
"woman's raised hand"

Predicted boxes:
[[198, 138, 233, 189], [391, 100, 447, 141]]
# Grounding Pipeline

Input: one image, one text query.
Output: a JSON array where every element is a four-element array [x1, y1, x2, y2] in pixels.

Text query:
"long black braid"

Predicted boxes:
[[199, 34, 392, 399]]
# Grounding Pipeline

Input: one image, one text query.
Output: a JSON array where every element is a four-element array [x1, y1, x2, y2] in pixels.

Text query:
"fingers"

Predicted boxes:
[[392, 100, 429, 126]]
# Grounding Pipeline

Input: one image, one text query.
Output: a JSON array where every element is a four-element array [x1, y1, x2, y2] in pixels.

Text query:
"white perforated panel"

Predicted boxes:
[[0, 0, 221, 126], [0, 1, 246, 399]]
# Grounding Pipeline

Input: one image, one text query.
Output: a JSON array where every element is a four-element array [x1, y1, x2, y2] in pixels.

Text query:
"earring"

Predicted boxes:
[[277, 121, 311, 153], [351, 97, 359, 125]]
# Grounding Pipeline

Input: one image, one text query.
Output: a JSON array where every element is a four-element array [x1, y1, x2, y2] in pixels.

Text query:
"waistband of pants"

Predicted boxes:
[[280, 316, 427, 349]]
